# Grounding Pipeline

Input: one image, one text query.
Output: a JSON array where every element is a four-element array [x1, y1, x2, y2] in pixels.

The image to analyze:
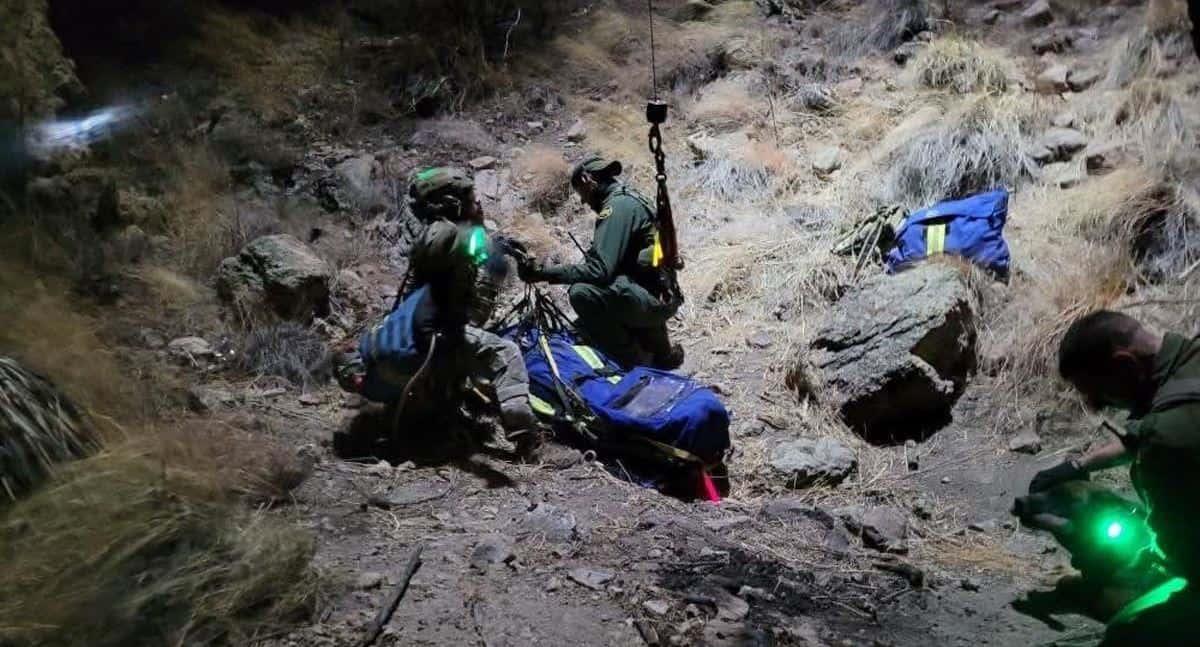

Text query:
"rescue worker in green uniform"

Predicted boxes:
[[1023, 310, 1200, 644], [518, 156, 683, 369], [337, 167, 541, 456]]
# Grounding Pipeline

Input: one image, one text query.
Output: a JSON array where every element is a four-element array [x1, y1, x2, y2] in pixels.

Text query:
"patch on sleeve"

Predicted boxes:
[[598, 206, 613, 220]]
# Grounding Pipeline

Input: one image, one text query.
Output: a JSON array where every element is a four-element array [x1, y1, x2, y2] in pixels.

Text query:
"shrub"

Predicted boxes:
[[879, 96, 1039, 209], [239, 322, 330, 389], [1105, 0, 1193, 88], [910, 36, 1010, 94], [515, 145, 571, 213]]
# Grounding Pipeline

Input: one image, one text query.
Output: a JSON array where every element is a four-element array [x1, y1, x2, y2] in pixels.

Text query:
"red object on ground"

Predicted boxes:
[[699, 469, 721, 504]]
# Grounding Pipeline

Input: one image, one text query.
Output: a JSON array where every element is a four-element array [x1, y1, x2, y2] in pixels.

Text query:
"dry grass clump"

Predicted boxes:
[[821, 0, 932, 59], [161, 143, 241, 276], [686, 142, 794, 202], [1105, 0, 1194, 88], [1111, 79, 1197, 171], [879, 96, 1040, 210], [515, 145, 571, 213], [239, 322, 330, 390], [909, 36, 1011, 95], [192, 8, 338, 121], [1103, 182, 1200, 282], [0, 357, 99, 501], [0, 447, 317, 646], [687, 75, 763, 130]]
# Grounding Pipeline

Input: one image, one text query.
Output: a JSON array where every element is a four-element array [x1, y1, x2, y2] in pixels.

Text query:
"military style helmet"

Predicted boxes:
[[408, 166, 475, 222]]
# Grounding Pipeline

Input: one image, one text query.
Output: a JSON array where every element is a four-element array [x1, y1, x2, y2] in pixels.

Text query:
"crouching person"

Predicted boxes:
[[335, 167, 540, 457], [1014, 311, 1200, 644]]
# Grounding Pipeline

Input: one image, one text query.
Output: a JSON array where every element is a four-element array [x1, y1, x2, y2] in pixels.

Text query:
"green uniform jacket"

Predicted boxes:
[[1129, 333, 1200, 581], [540, 183, 657, 288], [409, 220, 479, 330]]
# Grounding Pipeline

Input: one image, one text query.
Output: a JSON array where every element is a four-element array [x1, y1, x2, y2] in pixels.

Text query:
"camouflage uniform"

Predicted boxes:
[[534, 157, 679, 367]]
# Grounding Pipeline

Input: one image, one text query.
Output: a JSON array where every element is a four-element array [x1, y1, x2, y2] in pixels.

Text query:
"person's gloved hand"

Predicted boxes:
[[516, 257, 547, 283], [1029, 459, 1086, 494]]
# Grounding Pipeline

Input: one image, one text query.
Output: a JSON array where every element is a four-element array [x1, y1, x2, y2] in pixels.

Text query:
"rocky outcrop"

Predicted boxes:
[[0, 0, 83, 120], [806, 263, 977, 443], [217, 234, 332, 321]]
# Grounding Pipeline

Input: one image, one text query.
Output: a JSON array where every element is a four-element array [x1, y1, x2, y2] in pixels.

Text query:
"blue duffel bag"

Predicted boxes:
[[884, 189, 1011, 278], [511, 329, 731, 466], [357, 286, 431, 403]]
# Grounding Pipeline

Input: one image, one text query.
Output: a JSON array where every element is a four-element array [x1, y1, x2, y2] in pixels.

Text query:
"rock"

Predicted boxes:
[[298, 393, 322, 406], [1067, 68, 1100, 92], [912, 496, 934, 520], [470, 534, 515, 571], [894, 42, 922, 65], [187, 386, 234, 414], [834, 77, 864, 96], [525, 120, 544, 131], [768, 438, 857, 487], [672, 0, 714, 22], [355, 571, 385, 590], [760, 500, 838, 527], [216, 234, 332, 320], [969, 519, 999, 533], [1039, 128, 1088, 161], [1084, 141, 1125, 173], [518, 503, 579, 543], [702, 620, 764, 646], [1008, 428, 1043, 454], [468, 155, 497, 170], [904, 439, 919, 471], [1022, 0, 1053, 26], [836, 505, 909, 553], [1029, 143, 1056, 165], [136, 328, 166, 349], [1051, 112, 1078, 128], [1043, 161, 1086, 188], [961, 577, 982, 592], [474, 169, 502, 200], [807, 264, 977, 440], [366, 460, 393, 476], [566, 119, 588, 142], [982, 8, 1002, 24], [941, 476, 951, 484], [746, 331, 773, 349], [1031, 31, 1072, 54], [168, 336, 214, 362], [568, 568, 614, 590], [1036, 64, 1070, 93], [545, 576, 562, 592], [643, 599, 672, 616], [811, 146, 844, 175], [686, 131, 751, 162], [703, 516, 753, 532], [721, 37, 760, 71]]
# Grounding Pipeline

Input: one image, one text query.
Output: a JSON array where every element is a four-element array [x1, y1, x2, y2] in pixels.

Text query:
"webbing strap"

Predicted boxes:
[[925, 223, 947, 256], [529, 393, 557, 416]]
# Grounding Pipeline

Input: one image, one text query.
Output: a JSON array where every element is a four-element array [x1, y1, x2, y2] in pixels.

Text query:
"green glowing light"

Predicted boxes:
[[1106, 521, 1124, 540], [466, 226, 489, 265]]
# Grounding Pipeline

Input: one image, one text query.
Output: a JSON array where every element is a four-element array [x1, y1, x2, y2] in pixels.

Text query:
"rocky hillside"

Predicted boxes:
[[1, 0, 1198, 645]]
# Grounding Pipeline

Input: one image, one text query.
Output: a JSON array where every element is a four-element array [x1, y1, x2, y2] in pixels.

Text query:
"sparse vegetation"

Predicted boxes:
[[515, 145, 571, 213], [880, 96, 1040, 209], [239, 322, 330, 389], [911, 36, 1011, 95], [1105, 0, 1194, 88]]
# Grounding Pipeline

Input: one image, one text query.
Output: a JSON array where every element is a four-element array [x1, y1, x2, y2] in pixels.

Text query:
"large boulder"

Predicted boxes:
[[806, 263, 977, 442], [217, 234, 332, 320]]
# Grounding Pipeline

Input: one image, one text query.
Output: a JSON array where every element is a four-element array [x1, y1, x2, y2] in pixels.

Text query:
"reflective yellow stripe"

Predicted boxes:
[[926, 223, 946, 256], [573, 345, 621, 383], [529, 393, 556, 416], [651, 231, 663, 268]]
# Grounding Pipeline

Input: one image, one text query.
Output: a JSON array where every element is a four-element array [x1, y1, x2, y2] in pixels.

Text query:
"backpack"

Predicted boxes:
[[884, 189, 1012, 278], [512, 328, 731, 470], [358, 285, 431, 403]]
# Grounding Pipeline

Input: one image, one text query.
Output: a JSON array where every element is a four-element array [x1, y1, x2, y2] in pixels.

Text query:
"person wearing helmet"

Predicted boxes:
[[340, 167, 541, 456], [518, 155, 683, 370]]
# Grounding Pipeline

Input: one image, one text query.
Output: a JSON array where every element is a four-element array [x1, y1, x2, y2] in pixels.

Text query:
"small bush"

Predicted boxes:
[[880, 96, 1039, 209], [239, 322, 329, 389], [1112, 80, 1197, 171], [515, 145, 571, 213], [822, 0, 931, 59], [911, 36, 1010, 94], [687, 75, 762, 130], [1105, 0, 1193, 88]]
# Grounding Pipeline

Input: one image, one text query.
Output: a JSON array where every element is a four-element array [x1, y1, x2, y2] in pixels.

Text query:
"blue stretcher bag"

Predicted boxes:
[[357, 286, 430, 403], [511, 329, 730, 464], [884, 189, 1011, 278]]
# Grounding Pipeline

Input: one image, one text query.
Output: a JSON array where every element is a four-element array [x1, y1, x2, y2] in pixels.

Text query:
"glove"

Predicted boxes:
[[517, 257, 547, 283], [1029, 460, 1086, 494]]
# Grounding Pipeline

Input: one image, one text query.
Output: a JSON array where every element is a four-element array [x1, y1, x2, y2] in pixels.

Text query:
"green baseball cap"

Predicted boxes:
[[571, 155, 622, 185]]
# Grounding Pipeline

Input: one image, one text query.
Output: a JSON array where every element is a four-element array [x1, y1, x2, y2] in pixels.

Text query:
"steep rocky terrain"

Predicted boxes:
[[1, 0, 1198, 645]]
